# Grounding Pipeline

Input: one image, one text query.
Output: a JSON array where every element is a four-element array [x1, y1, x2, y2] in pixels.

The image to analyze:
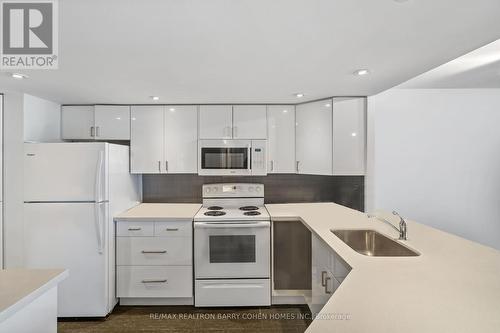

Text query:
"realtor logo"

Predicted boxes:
[[1, 0, 58, 69]]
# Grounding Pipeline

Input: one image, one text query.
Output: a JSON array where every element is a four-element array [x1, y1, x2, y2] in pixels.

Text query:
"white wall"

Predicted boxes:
[[2, 91, 25, 267], [367, 89, 500, 250], [24, 94, 61, 142]]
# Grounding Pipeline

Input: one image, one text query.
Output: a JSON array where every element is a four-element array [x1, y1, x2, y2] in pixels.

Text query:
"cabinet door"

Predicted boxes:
[[267, 106, 295, 173], [164, 106, 198, 173], [296, 100, 333, 175], [61, 105, 95, 140], [273, 220, 311, 290], [232, 105, 267, 139], [332, 97, 366, 175], [130, 106, 164, 174], [310, 233, 333, 313], [94, 105, 130, 140], [199, 105, 232, 139]]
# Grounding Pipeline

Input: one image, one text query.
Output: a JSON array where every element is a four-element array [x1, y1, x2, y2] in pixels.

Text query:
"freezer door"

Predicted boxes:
[[23, 202, 111, 317], [24, 143, 107, 202]]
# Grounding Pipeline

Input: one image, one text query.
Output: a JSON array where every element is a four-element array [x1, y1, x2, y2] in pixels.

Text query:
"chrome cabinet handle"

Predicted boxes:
[[165, 228, 179, 231], [325, 276, 333, 294], [141, 250, 167, 254], [270, 160, 274, 172], [296, 161, 300, 172], [158, 161, 161, 173], [95, 126, 100, 137], [90, 126, 95, 137], [141, 279, 167, 283], [128, 227, 141, 231], [165, 160, 169, 172], [321, 271, 327, 286]]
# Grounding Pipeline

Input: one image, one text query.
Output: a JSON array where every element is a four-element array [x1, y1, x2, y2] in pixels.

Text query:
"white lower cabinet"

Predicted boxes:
[[116, 220, 193, 302], [309, 232, 350, 314], [117, 266, 192, 298]]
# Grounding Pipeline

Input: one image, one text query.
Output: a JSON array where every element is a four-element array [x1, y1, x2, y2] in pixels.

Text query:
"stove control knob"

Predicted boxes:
[[206, 188, 210, 193], [249, 187, 254, 192], [212, 187, 218, 192], [256, 187, 261, 192]]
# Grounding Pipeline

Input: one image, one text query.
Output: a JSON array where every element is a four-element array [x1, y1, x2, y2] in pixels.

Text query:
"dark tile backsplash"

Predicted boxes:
[[142, 174, 364, 211]]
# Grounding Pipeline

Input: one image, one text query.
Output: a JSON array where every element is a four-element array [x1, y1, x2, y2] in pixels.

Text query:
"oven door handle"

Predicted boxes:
[[194, 221, 270, 229]]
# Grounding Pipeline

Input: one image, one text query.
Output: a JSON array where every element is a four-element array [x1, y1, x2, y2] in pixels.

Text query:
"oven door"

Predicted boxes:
[[198, 140, 252, 176], [194, 221, 270, 279]]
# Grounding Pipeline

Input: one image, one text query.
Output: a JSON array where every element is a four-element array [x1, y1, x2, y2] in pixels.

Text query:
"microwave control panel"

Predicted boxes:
[[251, 140, 267, 176]]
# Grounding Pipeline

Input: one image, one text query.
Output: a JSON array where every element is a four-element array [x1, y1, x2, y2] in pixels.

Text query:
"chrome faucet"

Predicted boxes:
[[392, 211, 408, 240], [367, 211, 408, 240]]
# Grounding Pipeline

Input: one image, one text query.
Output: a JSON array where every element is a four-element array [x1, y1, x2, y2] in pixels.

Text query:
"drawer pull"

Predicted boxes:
[[128, 227, 142, 231], [325, 276, 333, 294], [141, 279, 167, 283], [321, 271, 327, 286], [141, 250, 167, 254], [165, 228, 179, 231]]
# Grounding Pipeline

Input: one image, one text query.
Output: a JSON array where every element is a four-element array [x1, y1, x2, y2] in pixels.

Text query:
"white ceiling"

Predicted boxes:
[[1, 0, 500, 104], [399, 39, 500, 88]]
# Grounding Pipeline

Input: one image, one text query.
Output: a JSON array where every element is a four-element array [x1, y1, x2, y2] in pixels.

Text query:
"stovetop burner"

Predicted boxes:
[[243, 211, 261, 216], [207, 206, 224, 211], [204, 211, 226, 216], [239, 206, 259, 211]]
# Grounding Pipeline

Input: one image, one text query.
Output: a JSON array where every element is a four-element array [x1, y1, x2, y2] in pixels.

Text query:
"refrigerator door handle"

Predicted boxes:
[[95, 203, 104, 254], [95, 151, 104, 202]]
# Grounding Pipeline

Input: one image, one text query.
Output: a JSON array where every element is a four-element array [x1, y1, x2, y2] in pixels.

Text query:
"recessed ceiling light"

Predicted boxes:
[[169, 108, 176, 112], [325, 103, 331, 107], [283, 109, 288, 113], [150, 96, 160, 101], [294, 93, 304, 98], [351, 132, 357, 137], [11, 73, 28, 79], [354, 69, 370, 76]]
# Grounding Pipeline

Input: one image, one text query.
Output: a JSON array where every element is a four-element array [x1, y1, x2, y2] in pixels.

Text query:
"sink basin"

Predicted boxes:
[[332, 229, 420, 257]]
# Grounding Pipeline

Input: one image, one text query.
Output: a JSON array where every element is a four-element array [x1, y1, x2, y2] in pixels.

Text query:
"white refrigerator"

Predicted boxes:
[[23, 142, 141, 317]]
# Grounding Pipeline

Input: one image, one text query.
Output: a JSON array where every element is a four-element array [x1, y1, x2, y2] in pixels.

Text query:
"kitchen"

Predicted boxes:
[[1, 1, 500, 333]]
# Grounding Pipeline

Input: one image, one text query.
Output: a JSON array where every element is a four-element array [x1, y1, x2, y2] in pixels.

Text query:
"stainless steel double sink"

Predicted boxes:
[[332, 229, 420, 257]]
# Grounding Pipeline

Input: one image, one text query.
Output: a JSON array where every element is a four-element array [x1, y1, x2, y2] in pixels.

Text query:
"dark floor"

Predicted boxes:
[[58, 305, 312, 333]]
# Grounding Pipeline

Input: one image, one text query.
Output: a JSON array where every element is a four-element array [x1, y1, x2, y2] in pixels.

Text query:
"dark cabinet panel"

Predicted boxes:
[[273, 221, 311, 290]]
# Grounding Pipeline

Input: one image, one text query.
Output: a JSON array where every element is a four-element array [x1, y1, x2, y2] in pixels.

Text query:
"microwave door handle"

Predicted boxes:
[[248, 145, 251, 171]]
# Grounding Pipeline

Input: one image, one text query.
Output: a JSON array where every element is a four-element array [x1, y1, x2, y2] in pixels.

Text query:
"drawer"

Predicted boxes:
[[195, 279, 270, 307], [117, 266, 192, 298], [117, 237, 192, 266], [116, 221, 154, 237], [154, 221, 192, 237]]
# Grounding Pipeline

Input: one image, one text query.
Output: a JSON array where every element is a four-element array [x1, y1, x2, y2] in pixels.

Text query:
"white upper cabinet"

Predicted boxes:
[[94, 105, 131, 140], [62, 105, 130, 140], [232, 105, 267, 139], [131, 105, 198, 174], [332, 97, 366, 175], [130, 106, 164, 174], [267, 105, 295, 173], [61, 106, 95, 140], [164, 106, 198, 173], [199, 105, 232, 139], [296, 100, 333, 175]]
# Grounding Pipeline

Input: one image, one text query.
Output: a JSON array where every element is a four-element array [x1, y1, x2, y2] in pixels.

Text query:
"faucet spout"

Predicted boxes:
[[392, 211, 408, 240]]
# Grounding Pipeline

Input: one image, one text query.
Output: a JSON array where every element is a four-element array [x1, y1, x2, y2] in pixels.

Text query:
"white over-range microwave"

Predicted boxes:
[[198, 139, 267, 176]]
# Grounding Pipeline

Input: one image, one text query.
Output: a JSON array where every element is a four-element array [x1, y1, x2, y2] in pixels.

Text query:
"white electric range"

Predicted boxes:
[[193, 183, 271, 307]]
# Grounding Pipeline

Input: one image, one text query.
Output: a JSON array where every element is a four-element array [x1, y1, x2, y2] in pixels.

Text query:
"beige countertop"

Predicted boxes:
[[115, 203, 202, 221], [0, 269, 68, 323], [265, 203, 500, 333]]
